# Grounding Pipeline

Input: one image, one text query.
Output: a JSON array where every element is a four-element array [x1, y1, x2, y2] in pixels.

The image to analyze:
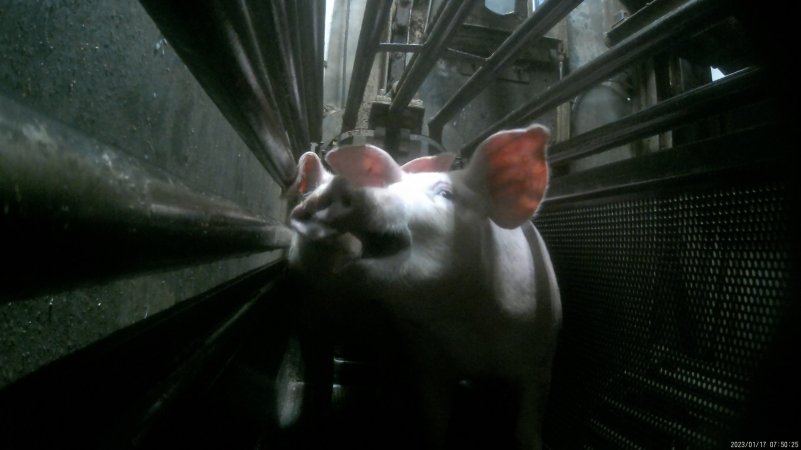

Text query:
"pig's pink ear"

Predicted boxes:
[[465, 124, 550, 229], [285, 152, 331, 197], [325, 144, 403, 187], [401, 153, 456, 173]]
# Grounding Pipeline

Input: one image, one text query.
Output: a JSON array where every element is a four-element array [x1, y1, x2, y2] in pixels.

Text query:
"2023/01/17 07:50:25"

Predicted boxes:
[[730, 442, 799, 448]]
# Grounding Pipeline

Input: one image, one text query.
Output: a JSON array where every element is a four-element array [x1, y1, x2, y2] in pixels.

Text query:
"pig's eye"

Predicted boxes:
[[436, 187, 455, 201]]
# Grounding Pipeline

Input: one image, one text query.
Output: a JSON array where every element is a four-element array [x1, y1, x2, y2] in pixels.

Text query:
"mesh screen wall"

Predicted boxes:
[[536, 170, 793, 449]]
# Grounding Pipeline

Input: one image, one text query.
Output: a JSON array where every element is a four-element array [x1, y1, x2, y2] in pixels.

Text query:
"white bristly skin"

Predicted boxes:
[[287, 125, 561, 450]]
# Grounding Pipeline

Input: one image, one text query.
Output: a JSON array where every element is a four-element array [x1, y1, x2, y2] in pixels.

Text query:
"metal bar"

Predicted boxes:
[[445, 48, 487, 64], [605, 0, 689, 47], [389, 0, 480, 115], [139, 0, 298, 188], [424, 0, 435, 33], [458, 0, 729, 158], [341, 0, 393, 132], [378, 42, 423, 52], [543, 125, 775, 204], [272, 0, 312, 150], [340, 0, 352, 106], [0, 95, 293, 299], [549, 67, 763, 165], [405, 0, 415, 57], [428, 0, 583, 142], [236, 0, 311, 156], [299, 0, 325, 142], [0, 262, 285, 448], [130, 281, 275, 446], [310, 0, 326, 142], [378, 43, 486, 63], [386, 0, 414, 90]]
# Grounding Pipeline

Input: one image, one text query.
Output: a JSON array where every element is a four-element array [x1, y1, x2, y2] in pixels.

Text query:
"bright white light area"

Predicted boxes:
[[486, 0, 515, 15], [324, 0, 336, 60], [711, 67, 725, 81]]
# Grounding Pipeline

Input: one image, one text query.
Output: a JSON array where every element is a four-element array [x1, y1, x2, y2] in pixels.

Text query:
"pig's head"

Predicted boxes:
[[287, 124, 551, 300]]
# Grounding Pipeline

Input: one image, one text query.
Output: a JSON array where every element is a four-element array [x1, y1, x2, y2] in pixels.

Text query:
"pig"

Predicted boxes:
[[286, 124, 561, 450]]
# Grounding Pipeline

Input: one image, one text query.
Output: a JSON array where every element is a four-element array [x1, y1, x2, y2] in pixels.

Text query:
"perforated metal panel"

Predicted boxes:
[[535, 177, 791, 449]]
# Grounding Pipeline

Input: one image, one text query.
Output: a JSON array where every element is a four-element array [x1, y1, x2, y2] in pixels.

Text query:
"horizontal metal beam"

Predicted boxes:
[[428, 0, 583, 142], [543, 125, 777, 205], [548, 67, 763, 165], [605, 0, 689, 47], [0, 95, 293, 299], [378, 43, 487, 64], [444, 48, 487, 64], [459, 0, 729, 158], [341, 0, 393, 133], [389, 0, 480, 115], [378, 42, 423, 52], [139, 0, 300, 188]]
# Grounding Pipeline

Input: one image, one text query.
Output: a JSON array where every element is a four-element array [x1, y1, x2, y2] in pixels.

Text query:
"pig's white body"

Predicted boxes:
[[287, 125, 561, 449]]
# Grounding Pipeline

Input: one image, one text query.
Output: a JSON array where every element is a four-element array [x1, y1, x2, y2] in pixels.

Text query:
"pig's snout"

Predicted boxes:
[[290, 176, 356, 239]]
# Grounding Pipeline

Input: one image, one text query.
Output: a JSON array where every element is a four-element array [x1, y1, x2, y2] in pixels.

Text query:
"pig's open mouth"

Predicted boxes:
[[291, 219, 411, 262], [358, 229, 411, 259]]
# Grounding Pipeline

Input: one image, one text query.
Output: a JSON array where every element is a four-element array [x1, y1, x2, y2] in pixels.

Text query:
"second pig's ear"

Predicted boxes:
[[464, 124, 550, 229], [285, 152, 331, 198], [325, 144, 403, 187], [401, 153, 456, 173]]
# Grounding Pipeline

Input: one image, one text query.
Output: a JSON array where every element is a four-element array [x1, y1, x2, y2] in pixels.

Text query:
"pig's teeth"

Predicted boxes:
[[290, 219, 339, 240]]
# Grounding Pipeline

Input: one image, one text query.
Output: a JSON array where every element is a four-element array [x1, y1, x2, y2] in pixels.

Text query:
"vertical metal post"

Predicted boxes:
[[340, 0, 352, 107], [388, 0, 480, 115], [341, 0, 393, 132], [308, 0, 326, 142]]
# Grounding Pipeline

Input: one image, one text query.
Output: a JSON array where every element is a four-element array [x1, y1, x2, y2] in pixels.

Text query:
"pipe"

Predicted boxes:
[[428, 0, 584, 142], [0, 95, 293, 299], [271, 0, 312, 151], [458, 0, 729, 158], [389, 0, 480, 115], [341, 0, 393, 132], [139, 0, 300, 188], [228, 0, 310, 156]]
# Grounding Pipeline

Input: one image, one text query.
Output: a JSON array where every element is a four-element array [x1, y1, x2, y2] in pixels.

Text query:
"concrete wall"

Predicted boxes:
[[0, 1, 284, 388]]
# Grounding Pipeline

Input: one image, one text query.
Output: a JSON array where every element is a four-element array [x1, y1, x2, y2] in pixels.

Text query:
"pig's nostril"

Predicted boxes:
[[317, 193, 333, 209], [340, 191, 352, 208], [290, 206, 308, 221]]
